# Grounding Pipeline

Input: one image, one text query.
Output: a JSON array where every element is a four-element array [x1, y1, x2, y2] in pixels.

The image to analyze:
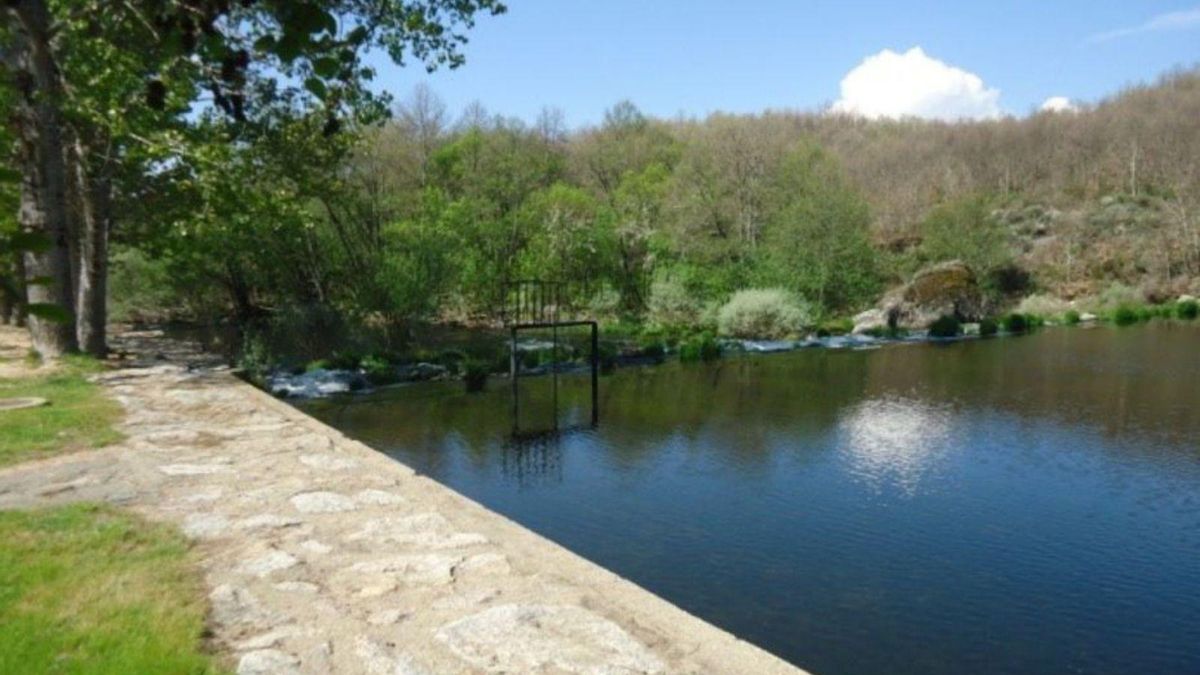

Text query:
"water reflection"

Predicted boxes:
[[300, 324, 1200, 675], [500, 428, 570, 488], [839, 396, 954, 496]]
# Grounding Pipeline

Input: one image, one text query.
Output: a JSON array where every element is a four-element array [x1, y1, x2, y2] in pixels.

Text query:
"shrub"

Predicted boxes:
[[979, 318, 999, 336], [463, 359, 489, 393], [647, 277, 703, 326], [1002, 313, 1029, 333], [1088, 282, 1142, 313], [360, 354, 399, 385], [435, 349, 467, 373], [636, 334, 667, 360], [679, 334, 722, 362], [928, 315, 962, 338], [1063, 310, 1081, 325], [1016, 294, 1071, 317], [597, 342, 619, 374], [586, 287, 623, 318], [1178, 299, 1199, 320], [864, 325, 907, 339], [716, 289, 814, 339], [1112, 305, 1139, 326], [819, 318, 854, 336]]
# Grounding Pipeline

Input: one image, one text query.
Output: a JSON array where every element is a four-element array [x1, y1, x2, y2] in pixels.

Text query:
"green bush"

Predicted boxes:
[[636, 335, 667, 360], [863, 325, 907, 339], [716, 289, 814, 339], [1063, 310, 1081, 325], [435, 349, 468, 373], [598, 342, 619, 374], [679, 334, 722, 362], [360, 354, 398, 385], [647, 277, 703, 326], [928, 315, 962, 338], [1112, 305, 1139, 326], [1178, 299, 1199, 320], [1002, 313, 1029, 333], [979, 318, 999, 336], [463, 359, 489, 393], [819, 317, 854, 336]]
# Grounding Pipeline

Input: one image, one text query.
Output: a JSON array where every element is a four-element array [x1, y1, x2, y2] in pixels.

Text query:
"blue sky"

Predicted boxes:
[[369, 1, 1200, 127]]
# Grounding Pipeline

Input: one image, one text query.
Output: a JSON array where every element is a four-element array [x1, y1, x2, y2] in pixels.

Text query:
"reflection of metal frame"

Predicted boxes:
[[502, 280, 599, 435], [500, 425, 592, 488], [509, 320, 599, 434]]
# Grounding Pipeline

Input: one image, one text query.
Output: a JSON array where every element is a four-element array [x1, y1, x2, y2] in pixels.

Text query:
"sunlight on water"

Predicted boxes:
[[838, 396, 955, 496]]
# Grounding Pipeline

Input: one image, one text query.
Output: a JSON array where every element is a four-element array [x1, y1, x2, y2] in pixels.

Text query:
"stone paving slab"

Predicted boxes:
[[0, 330, 807, 675]]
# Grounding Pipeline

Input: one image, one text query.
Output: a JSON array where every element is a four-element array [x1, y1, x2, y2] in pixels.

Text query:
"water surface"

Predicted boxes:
[[300, 324, 1200, 675]]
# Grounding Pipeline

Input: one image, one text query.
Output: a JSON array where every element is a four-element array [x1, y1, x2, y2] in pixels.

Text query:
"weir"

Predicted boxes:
[[501, 280, 599, 434]]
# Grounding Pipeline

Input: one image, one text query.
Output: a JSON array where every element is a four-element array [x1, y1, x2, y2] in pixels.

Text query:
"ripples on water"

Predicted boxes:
[[301, 324, 1200, 675]]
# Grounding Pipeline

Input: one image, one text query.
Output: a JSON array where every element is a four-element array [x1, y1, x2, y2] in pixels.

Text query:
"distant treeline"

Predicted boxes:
[[110, 67, 1200, 332]]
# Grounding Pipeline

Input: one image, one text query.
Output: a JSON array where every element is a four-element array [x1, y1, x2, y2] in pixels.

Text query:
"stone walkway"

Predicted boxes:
[[0, 329, 805, 675]]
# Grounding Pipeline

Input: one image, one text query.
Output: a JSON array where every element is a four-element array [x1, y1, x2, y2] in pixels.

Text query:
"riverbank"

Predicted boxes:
[[0, 326, 804, 674]]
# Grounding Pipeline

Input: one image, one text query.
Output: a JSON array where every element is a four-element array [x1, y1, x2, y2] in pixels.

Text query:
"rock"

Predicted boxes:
[[1179, 294, 1196, 304], [0, 397, 48, 412], [158, 463, 232, 476], [367, 608, 409, 625], [182, 513, 231, 539], [290, 491, 358, 514], [299, 539, 333, 555], [354, 637, 429, 675], [209, 585, 282, 628], [851, 308, 888, 335], [343, 554, 462, 586], [274, 581, 320, 594], [353, 489, 406, 507], [736, 340, 797, 353], [395, 362, 449, 383], [268, 369, 369, 399], [237, 649, 300, 675], [298, 453, 359, 471], [238, 550, 300, 578], [236, 514, 303, 531], [435, 604, 665, 674], [1079, 312, 1098, 322], [860, 260, 985, 332]]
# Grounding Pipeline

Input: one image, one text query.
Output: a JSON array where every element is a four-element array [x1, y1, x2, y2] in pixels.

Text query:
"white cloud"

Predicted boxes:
[[1039, 96, 1078, 114], [831, 47, 1002, 122], [1088, 7, 1200, 43]]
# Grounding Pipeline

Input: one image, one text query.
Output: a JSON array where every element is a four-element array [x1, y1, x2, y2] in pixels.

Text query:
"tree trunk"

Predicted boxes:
[[12, 254, 28, 327], [12, 0, 77, 357], [70, 139, 111, 357]]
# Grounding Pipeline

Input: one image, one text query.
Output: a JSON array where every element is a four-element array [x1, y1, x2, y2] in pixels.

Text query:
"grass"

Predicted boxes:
[[0, 356, 123, 468], [0, 504, 223, 674]]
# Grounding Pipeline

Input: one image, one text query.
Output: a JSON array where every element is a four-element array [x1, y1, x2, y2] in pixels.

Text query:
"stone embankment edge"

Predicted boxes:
[[236, 373, 808, 675]]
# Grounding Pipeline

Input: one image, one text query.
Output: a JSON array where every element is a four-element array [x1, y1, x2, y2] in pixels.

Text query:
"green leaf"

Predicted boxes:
[[26, 303, 71, 323], [312, 57, 340, 78], [304, 77, 327, 99], [10, 231, 52, 252]]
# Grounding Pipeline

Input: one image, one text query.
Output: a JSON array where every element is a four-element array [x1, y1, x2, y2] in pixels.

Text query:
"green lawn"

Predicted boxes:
[[0, 357, 123, 468], [0, 504, 223, 674]]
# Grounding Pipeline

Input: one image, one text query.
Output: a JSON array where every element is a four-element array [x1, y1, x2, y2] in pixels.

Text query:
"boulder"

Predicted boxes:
[[854, 261, 985, 333]]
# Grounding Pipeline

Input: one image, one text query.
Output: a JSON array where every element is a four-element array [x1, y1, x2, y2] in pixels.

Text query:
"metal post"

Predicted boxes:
[[590, 321, 599, 427], [510, 326, 519, 433], [551, 320, 559, 430]]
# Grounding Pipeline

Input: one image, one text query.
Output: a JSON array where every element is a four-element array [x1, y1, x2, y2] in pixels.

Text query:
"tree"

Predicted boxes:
[[919, 194, 1014, 280], [1, 0, 505, 357], [762, 144, 880, 312]]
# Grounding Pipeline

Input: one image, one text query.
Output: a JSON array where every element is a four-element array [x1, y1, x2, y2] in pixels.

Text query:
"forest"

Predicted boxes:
[[3, 1, 1200, 368]]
